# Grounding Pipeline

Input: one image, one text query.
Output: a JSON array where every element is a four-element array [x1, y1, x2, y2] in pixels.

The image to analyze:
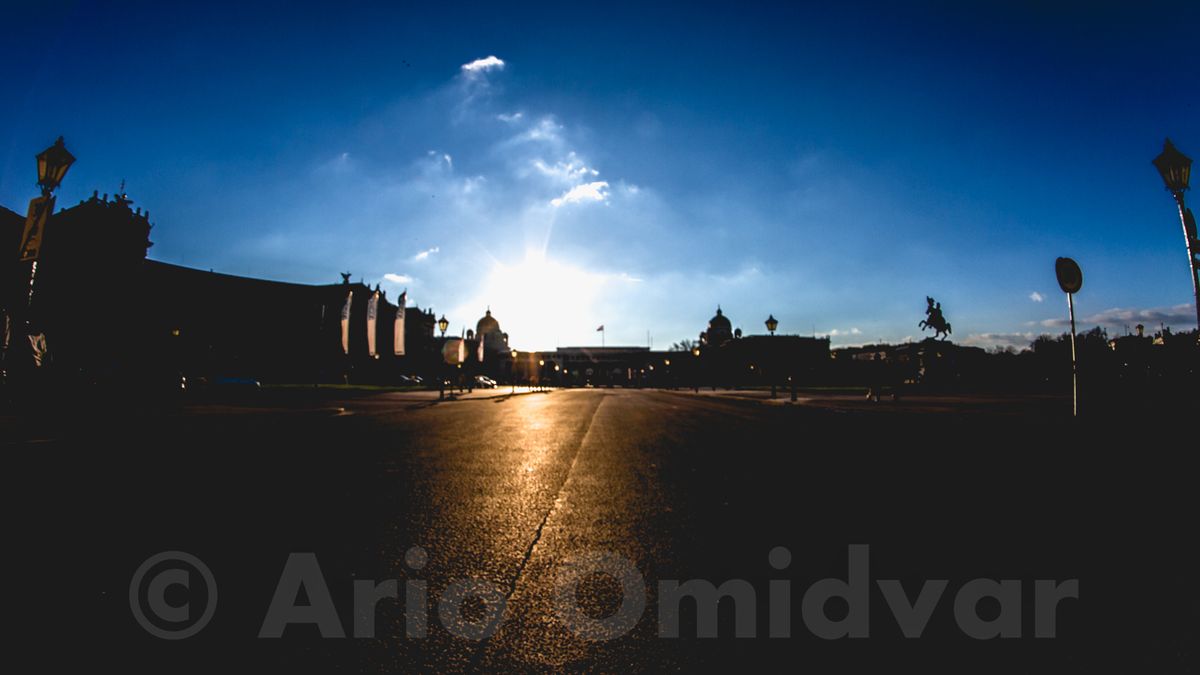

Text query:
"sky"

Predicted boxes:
[[2, 0, 1199, 350]]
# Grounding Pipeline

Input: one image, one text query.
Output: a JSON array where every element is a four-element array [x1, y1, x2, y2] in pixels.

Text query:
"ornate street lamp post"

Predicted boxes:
[[1151, 139, 1200, 337], [764, 315, 779, 397], [435, 315, 450, 399], [36, 137, 76, 195], [9, 137, 76, 381]]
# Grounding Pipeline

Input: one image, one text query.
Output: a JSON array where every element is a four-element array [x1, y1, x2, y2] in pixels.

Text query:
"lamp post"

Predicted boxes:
[[511, 348, 518, 393], [1152, 139, 1200, 338], [765, 315, 779, 397], [435, 316, 450, 399], [20, 137, 76, 281], [10, 137, 75, 381]]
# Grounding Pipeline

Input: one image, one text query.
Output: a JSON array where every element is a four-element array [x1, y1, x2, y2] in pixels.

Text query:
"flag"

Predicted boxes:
[[394, 290, 406, 356], [340, 290, 353, 354], [18, 195, 54, 262], [596, 325, 604, 331], [366, 291, 379, 357], [442, 338, 466, 365]]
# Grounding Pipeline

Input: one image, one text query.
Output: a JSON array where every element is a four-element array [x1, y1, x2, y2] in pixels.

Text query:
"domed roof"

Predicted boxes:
[[476, 308, 501, 335], [708, 306, 731, 330]]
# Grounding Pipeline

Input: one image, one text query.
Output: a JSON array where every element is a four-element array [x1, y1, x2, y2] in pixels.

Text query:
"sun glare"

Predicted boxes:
[[457, 250, 620, 350]]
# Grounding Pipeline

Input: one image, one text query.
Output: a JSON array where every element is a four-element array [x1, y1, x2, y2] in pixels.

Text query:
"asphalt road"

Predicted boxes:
[[7, 388, 1196, 672]]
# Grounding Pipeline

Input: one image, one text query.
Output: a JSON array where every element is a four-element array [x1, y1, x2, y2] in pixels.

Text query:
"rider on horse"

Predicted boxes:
[[919, 296, 952, 340]]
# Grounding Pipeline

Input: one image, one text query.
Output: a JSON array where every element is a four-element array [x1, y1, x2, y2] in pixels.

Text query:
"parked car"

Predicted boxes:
[[474, 375, 497, 388], [212, 376, 261, 389]]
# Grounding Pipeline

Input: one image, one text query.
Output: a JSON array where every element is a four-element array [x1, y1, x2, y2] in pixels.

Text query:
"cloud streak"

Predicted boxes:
[[413, 246, 440, 261], [961, 332, 1035, 350], [1035, 303, 1195, 329], [461, 55, 505, 74], [551, 181, 609, 207]]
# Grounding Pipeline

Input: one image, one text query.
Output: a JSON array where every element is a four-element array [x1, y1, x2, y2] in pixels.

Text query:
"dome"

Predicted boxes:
[[708, 307, 731, 330], [476, 308, 501, 336], [705, 306, 734, 347]]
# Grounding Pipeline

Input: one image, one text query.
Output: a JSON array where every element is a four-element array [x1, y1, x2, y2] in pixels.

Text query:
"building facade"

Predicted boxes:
[[2, 192, 441, 388]]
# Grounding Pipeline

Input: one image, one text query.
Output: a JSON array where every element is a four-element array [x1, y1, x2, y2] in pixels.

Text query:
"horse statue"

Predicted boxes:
[[919, 296, 952, 340]]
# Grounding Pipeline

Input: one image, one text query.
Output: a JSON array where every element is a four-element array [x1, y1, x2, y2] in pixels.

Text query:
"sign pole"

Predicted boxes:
[[1067, 291, 1078, 418], [1055, 257, 1084, 419]]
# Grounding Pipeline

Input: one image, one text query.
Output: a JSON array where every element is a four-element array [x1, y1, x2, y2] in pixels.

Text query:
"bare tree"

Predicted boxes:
[[669, 338, 697, 352]]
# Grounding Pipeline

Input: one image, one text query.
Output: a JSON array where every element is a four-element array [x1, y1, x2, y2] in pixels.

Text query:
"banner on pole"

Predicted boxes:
[[394, 291, 406, 356], [367, 291, 379, 357], [340, 291, 353, 354], [18, 195, 54, 262], [442, 338, 466, 365]]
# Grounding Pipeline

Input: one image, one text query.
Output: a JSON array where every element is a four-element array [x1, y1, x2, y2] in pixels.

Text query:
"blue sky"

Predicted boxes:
[[3, 1, 1198, 350]]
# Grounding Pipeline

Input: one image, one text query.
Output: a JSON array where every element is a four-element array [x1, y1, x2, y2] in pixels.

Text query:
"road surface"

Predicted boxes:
[[7, 389, 1195, 672]]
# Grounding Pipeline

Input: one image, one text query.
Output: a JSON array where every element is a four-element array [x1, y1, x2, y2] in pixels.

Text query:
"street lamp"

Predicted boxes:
[[438, 315, 449, 337], [36, 136, 76, 196], [765, 314, 778, 335], [11, 137, 76, 383], [511, 349, 518, 392], [1152, 138, 1200, 336]]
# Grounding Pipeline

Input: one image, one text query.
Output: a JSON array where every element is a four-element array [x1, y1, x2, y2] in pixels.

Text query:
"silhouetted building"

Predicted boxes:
[[3, 192, 152, 384], [692, 306, 831, 387], [474, 308, 510, 357], [703, 306, 734, 347], [2, 193, 439, 387]]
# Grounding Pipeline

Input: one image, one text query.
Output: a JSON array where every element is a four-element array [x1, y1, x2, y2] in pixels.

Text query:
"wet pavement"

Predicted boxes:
[[7, 388, 1196, 672]]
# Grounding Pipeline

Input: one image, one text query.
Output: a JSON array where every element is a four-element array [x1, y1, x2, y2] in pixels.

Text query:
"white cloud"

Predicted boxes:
[[462, 176, 486, 194], [1037, 303, 1195, 329], [961, 332, 1035, 350], [497, 112, 523, 123], [461, 55, 505, 74], [533, 153, 599, 183], [828, 327, 863, 337], [551, 181, 610, 207], [1029, 291, 1044, 303], [519, 116, 563, 144], [413, 246, 440, 261], [384, 273, 413, 284]]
